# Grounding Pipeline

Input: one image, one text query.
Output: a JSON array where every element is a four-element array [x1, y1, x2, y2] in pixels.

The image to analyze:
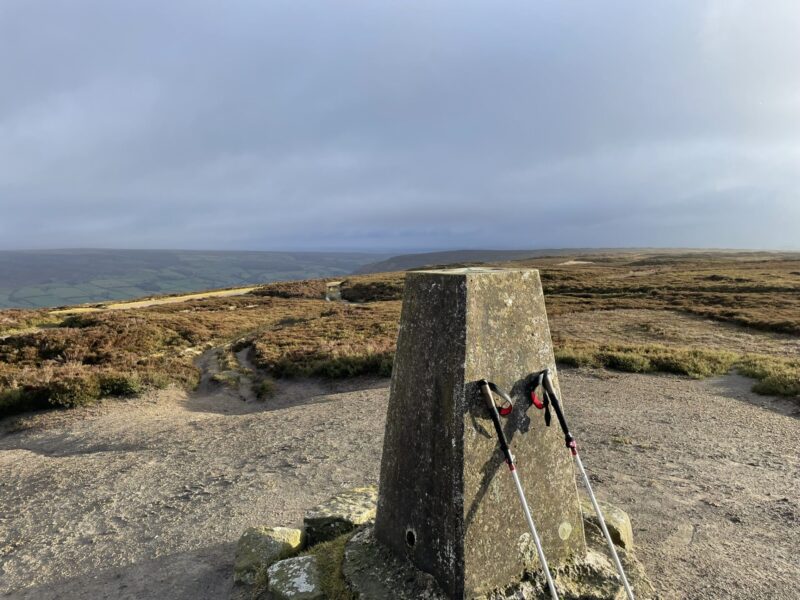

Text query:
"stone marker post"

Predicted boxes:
[[375, 268, 586, 599]]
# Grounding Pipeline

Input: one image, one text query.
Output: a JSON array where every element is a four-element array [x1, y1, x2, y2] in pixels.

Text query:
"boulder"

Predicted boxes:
[[304, 486, 377, 545], [267, 555, 325, 600], [579, 495, 634, 550], [233, 526, 305, 585]]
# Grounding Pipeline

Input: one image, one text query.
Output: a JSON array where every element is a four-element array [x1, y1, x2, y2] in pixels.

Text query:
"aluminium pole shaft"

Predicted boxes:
[[540, 370, 635, 600], [479, 380, 559, 600], [509, 466, 559, 600], [573, 452, 636, 600]]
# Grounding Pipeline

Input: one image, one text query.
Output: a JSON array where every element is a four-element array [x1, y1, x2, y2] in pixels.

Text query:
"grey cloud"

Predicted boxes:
[[0, 0, 798, 251]]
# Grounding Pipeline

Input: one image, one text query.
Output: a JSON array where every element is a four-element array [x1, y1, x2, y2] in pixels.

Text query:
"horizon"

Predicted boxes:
[[2, 245, 798, 310], [2, 245, 800, 255]]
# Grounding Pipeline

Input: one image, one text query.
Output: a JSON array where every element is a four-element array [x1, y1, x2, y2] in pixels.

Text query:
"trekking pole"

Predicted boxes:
[[479, 380, 559, 600], [531, 370, 636, 600]]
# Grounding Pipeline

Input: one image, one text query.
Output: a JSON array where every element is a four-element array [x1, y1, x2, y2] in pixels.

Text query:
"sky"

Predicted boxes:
[[0, 1, 798, 252]]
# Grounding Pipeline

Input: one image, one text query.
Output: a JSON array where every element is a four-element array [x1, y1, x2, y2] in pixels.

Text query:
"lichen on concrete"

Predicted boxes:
[[344, 521, 654, 600], [511, 522, 655, 600], [343, 526, 448, 599]]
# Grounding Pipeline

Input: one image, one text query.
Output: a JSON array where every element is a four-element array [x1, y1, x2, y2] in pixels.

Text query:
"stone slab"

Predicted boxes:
[[304, 486, 377, 545], [267, 555, 325, 600], [233, 526, 305, 585]]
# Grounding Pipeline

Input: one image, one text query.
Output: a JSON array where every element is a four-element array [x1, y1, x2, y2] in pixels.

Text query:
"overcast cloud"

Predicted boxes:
[[0, 1, 798, 251]]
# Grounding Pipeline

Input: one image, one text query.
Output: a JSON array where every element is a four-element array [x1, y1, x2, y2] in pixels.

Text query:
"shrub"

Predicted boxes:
[[211, 371, 240, 387], [251, 302, 400, 380], [140, 370, 181, 390], [46, 374, 101, 408], [554, 347, 599, 368], [268, 354, 394, 379], [600, 351, 652, 373], [0, 387, 49, 417], [312, 352, 394, 379], [647, 348, 737, 379], [737, 355, 800, 397], [340, 274, 405, 302], [255, 378, 276, 400], [251, 279, 329, 299], [98, 372, 143, 397]]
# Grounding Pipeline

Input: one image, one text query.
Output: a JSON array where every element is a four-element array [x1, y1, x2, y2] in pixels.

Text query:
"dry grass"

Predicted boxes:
[[1, 251, 798, 416], [329, 253, 800, 336], [303, 533, 356, 600], [251, 278, 331, 299], [549, 309, 800, 358], [339, 273, 405, 303], [0, 310, 60, 336], [555, 343, 800, 396], [0, 295, 342, 416], [555, 343, 739, 378], [250, 302, 400, 378]]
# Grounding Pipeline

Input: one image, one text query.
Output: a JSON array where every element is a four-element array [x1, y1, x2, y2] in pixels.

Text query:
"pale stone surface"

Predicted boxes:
[[579, 495, 634, 550], [267, 555, 325, 600], [508, 547, 646, 600], [375, 268, 586, 599], [515, 523, 655, 600], [233, 526, 305, 585], [304, 486, 377, 545]]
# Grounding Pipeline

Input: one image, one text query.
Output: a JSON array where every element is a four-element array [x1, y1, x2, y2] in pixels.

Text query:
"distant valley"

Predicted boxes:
[[0, 249, 389, 308]]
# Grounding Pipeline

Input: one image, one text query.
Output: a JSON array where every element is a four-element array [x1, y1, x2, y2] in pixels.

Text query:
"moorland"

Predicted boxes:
[[1, 249, 799, 600], [1, 250, 798, 420]]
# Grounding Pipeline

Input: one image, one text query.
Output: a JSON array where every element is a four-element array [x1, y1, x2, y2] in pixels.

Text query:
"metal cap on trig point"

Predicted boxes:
[[375, 268, 586, 599]]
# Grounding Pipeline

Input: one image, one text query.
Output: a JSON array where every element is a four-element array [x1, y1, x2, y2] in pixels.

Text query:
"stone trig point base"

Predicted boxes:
[[375, 268, 586, 598]]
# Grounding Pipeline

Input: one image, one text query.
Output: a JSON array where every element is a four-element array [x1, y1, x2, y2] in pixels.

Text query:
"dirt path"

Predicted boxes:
[[50, 287, 258, 316], [1, 370, 798, 599]]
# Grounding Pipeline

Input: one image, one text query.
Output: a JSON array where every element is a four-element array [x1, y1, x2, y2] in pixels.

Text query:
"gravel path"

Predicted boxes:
[[1, 370, 798, 599]]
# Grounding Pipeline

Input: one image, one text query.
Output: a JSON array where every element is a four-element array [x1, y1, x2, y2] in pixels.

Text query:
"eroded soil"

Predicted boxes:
[[1, 370, 798, 599]]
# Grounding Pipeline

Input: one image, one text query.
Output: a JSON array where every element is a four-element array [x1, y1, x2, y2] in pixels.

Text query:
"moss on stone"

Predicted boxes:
[[303, 533, 357, 600]]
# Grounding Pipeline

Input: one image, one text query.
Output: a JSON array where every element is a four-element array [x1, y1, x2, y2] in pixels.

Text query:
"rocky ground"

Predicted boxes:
[[1, 369, 798, 599]]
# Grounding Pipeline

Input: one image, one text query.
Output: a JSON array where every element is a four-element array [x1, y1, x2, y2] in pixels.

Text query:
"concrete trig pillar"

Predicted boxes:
[[375, 268, 586, 599]]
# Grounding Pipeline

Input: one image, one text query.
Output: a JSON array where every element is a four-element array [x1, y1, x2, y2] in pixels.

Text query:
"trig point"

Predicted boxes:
[[375, 268, 586, 598]]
